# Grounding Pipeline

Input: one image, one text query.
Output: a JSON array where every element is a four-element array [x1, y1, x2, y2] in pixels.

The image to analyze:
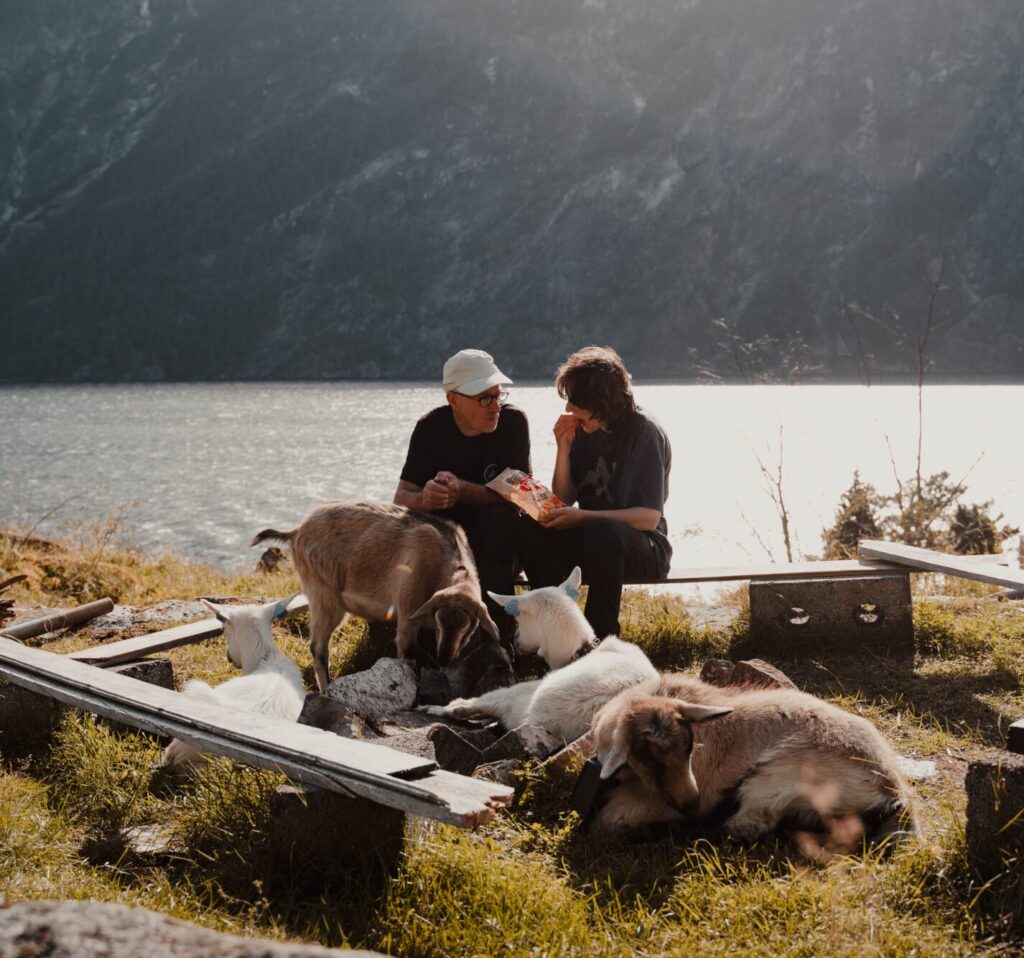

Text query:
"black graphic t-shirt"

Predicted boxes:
[[569, 407, 672, 559], [400, 403, 531, 524]]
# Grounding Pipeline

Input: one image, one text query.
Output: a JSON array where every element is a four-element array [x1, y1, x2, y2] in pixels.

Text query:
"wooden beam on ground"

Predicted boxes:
[[1009, 721, 1024, 755], [0, 638, 512, 827], [1, 598, 115, 641], [858, 541, 1024, 591]]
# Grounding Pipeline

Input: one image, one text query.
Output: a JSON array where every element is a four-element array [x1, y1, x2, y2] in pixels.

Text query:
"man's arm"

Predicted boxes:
[[395, 478, 454, 511], [540, 505, 661, 532]]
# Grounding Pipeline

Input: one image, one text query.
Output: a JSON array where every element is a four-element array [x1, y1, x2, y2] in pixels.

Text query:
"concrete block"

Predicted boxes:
[[745, 574, 913, 658], [0, 680, 63, 761], [965, 754, 1024, 878], [108, 658, 174, 689], [270, 783, 406, 877], [1, 657, 176, 757]]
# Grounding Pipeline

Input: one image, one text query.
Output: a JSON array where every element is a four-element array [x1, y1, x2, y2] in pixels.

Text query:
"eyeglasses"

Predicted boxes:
[[460, 389, 509, 409]]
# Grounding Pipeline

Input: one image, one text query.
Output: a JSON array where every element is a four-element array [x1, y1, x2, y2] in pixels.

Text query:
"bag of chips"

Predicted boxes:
[[486, 468, 564, 521]]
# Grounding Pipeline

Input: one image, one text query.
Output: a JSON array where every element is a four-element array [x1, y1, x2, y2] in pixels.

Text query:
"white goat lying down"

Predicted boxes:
[[591, 672, 919, 848], [423, 569, 659, 741], [160, 598, 306, 770]]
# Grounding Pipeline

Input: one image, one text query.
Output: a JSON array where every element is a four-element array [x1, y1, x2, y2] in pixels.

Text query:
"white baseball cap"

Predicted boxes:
[[442, 348, 513, 395]]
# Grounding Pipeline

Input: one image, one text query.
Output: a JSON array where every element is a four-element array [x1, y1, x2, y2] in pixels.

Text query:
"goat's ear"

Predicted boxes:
[[409, 596, 438, 622], [270, 593, 301, 619], [596, 727, 632, 780], [560, 566, 583, 599], [476, 606, 501, 643], [676, 703, 732, 724], [200, 598, 229, 623], [487, 591, 520, 616]]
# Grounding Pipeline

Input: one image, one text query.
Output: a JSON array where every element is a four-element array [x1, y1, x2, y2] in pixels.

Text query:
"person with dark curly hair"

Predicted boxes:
[[512, 346, 671, 638]]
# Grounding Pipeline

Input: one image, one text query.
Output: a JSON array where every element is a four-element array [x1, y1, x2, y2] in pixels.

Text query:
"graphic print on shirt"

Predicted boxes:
[[580, 457, 613, 503]]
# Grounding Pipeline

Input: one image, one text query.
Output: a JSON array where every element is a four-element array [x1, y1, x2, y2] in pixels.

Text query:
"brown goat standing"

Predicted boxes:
[[253, 502, 500, 692]]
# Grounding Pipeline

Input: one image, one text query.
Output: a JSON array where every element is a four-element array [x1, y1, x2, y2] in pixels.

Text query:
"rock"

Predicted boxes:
[[297, 694, 373, 738], [445, 637, 514, 700], [965, 754, 1024, 879], [109, 658, 175, 689], [428, 724, 486, 774], [416, 668, 452, 707], [700, 657, 797, 690], [0, 899, 385, 957], [473, 759, 520, 788], [325, 657, 418, 723], [699, 659, 737, 686], [480, 724, 562, 764]]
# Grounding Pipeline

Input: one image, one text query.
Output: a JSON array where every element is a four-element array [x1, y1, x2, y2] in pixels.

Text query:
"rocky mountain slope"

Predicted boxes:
[[1, 0, 1022, 382]]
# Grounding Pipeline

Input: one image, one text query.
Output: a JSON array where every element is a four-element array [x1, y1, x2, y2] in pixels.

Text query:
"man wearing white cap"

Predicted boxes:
[[394, 348, 531, 623]]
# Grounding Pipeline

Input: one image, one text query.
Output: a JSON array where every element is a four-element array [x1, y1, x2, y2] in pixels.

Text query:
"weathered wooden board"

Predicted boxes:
[[0, 637, 511, 825], [858, 541, 1024, 590], [1009, 720, 1024, 755], [653, 559, 911, 584], [2, 598, 114, 641]]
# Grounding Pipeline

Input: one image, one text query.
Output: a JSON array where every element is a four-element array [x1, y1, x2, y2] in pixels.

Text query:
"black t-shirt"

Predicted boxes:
[[569, 407, 672, 559], [400, 404, 532, 521]]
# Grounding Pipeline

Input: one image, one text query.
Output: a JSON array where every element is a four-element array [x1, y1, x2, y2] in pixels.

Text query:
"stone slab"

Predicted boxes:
[[699, 657, 796, 690], [0, 899, 384, 957], [965, 754, 1024, 878], [745, 573, 913, 657], [324, 657, 418, 723]]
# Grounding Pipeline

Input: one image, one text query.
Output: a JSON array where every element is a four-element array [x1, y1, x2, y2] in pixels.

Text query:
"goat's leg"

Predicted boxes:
[[394, 618, 420, 660], [309, 608, 347, 693]]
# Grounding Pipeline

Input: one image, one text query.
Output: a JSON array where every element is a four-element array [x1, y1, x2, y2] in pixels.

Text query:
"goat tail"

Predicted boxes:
[[251, 527, 295, 547]]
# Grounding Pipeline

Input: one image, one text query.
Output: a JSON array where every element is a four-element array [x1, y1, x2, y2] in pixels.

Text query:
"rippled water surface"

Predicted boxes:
[[1, 382, 1020, 570]]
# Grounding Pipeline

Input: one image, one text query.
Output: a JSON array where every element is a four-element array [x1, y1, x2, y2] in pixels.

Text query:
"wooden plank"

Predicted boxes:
[[0, 637, 511, 826], [3, 638, 430, 778], [858, 541, 1024, 590], [68, 594, 311, 665], [1009, 720, 1024, 755], [2, 598, 115, 641]]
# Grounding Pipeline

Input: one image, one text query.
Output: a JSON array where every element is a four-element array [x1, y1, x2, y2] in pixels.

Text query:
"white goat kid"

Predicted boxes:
[[422, 569, 659, 741], [159, 597, 306, 770], [488, 567, 595, 669]]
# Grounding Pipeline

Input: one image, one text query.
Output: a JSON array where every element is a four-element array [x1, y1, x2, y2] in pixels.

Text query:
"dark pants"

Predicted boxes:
[[511, 515, 670, 639], [453, 502, 520, 627]]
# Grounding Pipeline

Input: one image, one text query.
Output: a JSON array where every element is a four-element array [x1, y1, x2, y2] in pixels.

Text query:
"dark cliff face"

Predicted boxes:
[[1, 0, 1022, 383]]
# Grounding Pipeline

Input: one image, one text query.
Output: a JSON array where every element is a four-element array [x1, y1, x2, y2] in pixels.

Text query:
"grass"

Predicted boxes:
[[1, 524, 1023, 952]]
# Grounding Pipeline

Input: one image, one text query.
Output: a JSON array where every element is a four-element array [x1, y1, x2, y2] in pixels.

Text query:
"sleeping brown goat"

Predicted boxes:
[[253, 501, 499, 692]]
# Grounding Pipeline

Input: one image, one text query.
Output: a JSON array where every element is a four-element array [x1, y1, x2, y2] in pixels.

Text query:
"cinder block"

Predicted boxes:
[[1, 657, 175, 759], [965, 755, 1024, 878], [0, 680, 64, 761], [269, 784, 405, 878], [745, 574, 913, 658]]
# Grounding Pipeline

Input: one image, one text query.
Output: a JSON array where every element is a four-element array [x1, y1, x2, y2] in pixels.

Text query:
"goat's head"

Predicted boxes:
[[487, 566, 591, 665], [200, 595, 297, 673], [593, 694, 732, 815], [409, 588, 500, 668]]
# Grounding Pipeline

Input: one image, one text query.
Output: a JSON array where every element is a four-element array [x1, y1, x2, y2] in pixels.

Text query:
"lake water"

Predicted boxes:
[[1, 382, 1020, 571]]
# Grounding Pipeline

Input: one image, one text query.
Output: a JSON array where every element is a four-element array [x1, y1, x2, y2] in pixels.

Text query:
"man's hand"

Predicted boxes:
[[539, 505, 587, 529], [553, 414, 580, 453], [422, 471, 461, 510]]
